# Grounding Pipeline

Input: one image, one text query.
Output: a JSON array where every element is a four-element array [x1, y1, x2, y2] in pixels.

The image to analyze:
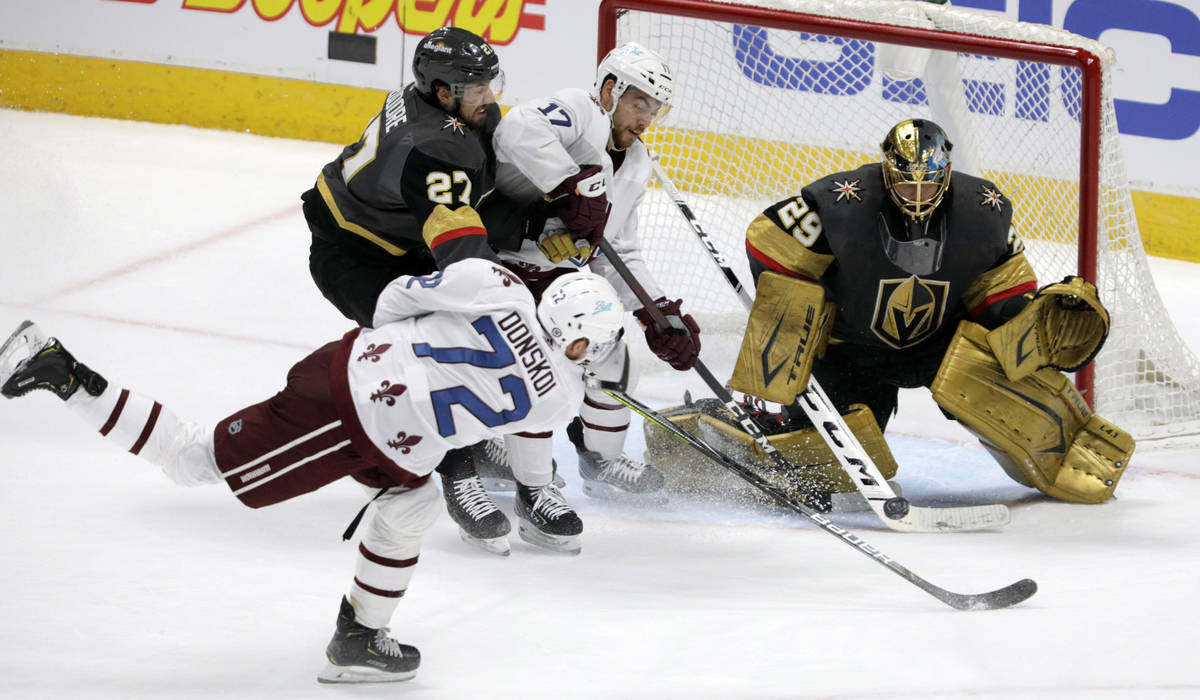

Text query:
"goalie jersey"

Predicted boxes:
[[328, 258, 584, 481], [746, 164, 1038, 350], [315, 85, 500, 256], [491, 87, 665, 305]]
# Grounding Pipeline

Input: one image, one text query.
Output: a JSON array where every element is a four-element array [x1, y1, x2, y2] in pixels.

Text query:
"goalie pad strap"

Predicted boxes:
[[730, 272, 833, 405], [932, 321, 1132, 503]]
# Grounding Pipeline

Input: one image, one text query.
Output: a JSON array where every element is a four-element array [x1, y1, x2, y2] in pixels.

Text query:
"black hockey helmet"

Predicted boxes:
[[412, 27, 503, 100], [881, 119, 953, 221]]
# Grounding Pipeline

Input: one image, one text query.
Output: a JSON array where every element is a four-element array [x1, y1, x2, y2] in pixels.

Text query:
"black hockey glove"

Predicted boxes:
[[545, 165, 610, 246], [633, 297, 702, 371]]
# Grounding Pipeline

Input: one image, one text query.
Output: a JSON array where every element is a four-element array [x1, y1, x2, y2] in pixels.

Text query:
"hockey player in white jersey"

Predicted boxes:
[[0, 206, 628, 684], [439, 43, 702, 535]]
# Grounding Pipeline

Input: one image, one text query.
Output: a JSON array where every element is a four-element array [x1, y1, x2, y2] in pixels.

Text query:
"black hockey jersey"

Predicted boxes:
[[746, 164, 1037, 351], [315, 85, 500, 256]]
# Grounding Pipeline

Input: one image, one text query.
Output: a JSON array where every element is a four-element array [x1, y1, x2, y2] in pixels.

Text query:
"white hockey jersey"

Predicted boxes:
[[492, 87, 665, 307], [331, 258, 584, 478]]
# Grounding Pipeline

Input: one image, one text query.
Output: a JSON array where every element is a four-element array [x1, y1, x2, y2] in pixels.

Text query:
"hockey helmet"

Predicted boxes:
[[593, 42, 674, 120], [881, 119, 953, 221], [412, 27, 504, 100], [536, 272, 626, 365]]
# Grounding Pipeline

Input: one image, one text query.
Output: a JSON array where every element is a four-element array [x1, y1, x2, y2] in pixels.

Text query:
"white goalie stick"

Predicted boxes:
[[609, 389, 1036, 611], [646, 157, 1011, 532]]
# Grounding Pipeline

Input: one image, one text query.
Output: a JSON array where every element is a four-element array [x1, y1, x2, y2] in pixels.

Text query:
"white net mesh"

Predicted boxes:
[[609, 0, 1200, 443]]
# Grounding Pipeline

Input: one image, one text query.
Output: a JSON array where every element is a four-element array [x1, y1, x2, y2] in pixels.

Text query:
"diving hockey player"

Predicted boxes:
[[651, 118, 1133, 507], [0, 206, 627, 683], [436, 43, 703, 544]]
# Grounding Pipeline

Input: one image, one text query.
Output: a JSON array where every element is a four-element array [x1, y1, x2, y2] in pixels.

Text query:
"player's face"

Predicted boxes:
[[565, 338, 589, 362], [456, 80, 498, 128], [610, 86, 663, 150], [893, 180, 938, 204]]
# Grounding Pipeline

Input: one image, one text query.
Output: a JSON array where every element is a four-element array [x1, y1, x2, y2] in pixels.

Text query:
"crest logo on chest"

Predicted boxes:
[[870, 276, 949, 348]]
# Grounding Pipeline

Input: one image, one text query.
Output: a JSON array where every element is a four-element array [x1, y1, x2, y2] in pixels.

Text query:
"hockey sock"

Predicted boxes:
[[348, 481, 440, 629], [66, 386, 219, 486], [578, 387, 631, 460], [504, 431, 554, 486]]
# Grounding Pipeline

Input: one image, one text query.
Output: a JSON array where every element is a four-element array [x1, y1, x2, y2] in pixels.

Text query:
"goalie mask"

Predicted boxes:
[[594, 42, 674, 122], [412, 27, 504, 101], [881, 119, 953, 222], [537, 272, 625, 366]]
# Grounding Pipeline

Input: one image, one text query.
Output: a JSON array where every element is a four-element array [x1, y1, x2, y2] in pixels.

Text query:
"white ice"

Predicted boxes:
[[1, 109, 1198, 699]]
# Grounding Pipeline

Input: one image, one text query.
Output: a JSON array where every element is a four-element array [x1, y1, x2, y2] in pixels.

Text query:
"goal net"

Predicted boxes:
[[600, 0, 1200, 444]]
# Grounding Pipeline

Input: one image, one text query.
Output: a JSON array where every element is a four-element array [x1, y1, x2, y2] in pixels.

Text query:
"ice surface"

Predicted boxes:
[[2, 109, 1198, 699]]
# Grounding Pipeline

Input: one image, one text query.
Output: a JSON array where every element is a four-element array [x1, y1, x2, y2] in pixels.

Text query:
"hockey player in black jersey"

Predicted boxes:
[[304, 26, 505, 328], [651, 119, 1133, 508]]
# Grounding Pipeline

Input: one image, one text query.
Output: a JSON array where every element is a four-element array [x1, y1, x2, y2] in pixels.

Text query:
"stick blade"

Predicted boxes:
[[942, 578, 1038, 611], [885, 503, 1012, 533]]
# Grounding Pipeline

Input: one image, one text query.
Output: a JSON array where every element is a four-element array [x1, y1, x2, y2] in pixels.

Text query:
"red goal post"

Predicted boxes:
[[597, 0, 1200, 444]]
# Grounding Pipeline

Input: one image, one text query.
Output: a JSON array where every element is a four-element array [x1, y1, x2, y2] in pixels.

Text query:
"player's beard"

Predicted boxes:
[[611, 124, 640, 150], [457, 99, 496, 130]]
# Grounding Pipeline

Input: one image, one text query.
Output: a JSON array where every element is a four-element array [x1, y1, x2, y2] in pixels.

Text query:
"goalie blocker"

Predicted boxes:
[[729, 272, 833, 405]]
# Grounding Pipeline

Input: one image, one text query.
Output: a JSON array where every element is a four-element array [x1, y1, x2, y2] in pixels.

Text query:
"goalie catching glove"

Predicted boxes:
[[633, 297, 702, 370], [986, 275, 1110, 381], [545, 164, 610, 246]]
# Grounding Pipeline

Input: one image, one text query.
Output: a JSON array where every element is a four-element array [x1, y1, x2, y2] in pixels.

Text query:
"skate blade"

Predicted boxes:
[[582, 480, 668, 505], [479, 476, 517, 492], [0, 320, 42, 388], [517, 521, 581, 555], [459, 528, 511, 556], [480, 473, 566, 492], [316, 663, 417, 684]]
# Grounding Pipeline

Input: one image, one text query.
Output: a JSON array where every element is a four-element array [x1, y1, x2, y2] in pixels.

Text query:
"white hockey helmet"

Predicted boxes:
[[537, 272, 626, 365], [593, 42, 674, 119]]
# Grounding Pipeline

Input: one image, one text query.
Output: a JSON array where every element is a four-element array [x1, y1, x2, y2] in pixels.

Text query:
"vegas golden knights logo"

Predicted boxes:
[[871, 276, 949, 348]]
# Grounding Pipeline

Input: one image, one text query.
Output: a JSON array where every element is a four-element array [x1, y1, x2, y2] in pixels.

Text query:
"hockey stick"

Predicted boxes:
[[647, 157, 1011, 533], [609, 389, 1036, 611]]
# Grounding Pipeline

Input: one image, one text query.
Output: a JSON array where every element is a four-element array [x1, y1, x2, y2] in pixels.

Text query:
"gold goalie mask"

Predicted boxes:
[[881, 119, 953, 222]]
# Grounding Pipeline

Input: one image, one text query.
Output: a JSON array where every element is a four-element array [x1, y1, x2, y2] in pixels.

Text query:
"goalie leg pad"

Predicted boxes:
[[642, 400, 897, 506], [730, 272, 833, 405], [932, 321, 1133, 503]]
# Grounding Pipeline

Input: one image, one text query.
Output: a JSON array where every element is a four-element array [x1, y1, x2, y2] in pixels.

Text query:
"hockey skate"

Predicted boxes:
[[317, 596, 420, 684], [471, 437, 565, 491], [437, 448, 512, 556], [514, 483, 582, 555], [567, 418, 666, 503], [0, 320, 106, 400]]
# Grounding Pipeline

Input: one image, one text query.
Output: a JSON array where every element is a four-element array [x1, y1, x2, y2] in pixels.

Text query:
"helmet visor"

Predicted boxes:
[[459, 70, 505, 103]]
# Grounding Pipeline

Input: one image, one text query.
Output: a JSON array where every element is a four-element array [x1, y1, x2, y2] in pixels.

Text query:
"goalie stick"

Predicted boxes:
[[647, 157, 1011, 533], [609, 389, 1036, 611]]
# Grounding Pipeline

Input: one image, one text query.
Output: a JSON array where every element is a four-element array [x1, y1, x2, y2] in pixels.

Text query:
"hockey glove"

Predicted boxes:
[[633, 297, 702, 371], [545, 165, 610, 245], [986, 275, 1110, 380], [536, 227, 593, 264]]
